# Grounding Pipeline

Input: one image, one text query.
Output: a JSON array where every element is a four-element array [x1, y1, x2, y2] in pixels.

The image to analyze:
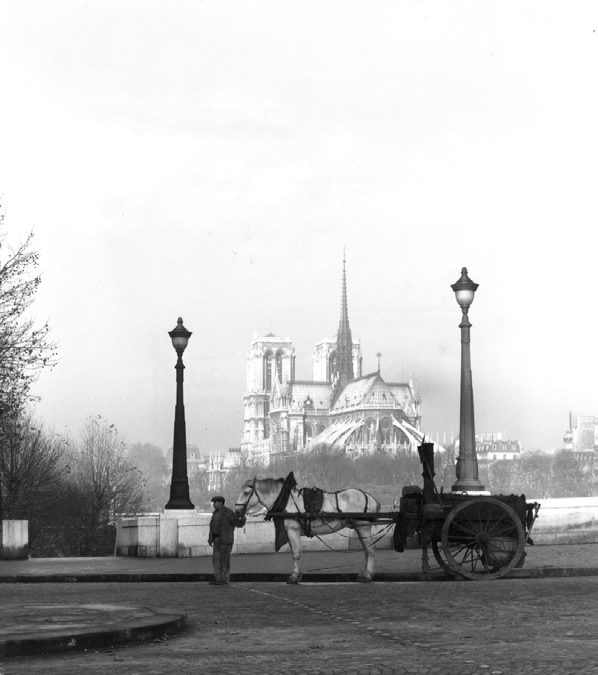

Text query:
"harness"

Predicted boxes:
[[334, 488, 370, 514], [235, 477, 269, 517], [236, 473, 389, 552], [237, 474, 372, 515]]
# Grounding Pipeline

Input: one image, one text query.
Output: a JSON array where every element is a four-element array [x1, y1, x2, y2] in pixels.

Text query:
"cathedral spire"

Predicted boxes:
[[333, 251, 354, 397]]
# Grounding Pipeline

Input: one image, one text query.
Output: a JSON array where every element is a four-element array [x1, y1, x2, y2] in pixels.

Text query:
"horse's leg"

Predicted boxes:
[[286, 522, 302, 584], [354, 523, 375, 582]]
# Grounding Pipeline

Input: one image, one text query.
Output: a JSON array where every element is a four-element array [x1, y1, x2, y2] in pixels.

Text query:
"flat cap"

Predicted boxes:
[[210, 495, 225, 503]]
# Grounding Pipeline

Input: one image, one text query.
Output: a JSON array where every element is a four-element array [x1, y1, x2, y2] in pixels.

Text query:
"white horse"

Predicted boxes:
[[234, 475, 381, 583]]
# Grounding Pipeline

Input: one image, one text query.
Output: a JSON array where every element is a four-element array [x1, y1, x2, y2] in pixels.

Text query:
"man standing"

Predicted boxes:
[[208, 496, 245, 585]]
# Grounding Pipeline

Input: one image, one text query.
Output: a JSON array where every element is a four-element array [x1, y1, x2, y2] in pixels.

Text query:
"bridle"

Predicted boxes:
[[234, 476, 269, 517]]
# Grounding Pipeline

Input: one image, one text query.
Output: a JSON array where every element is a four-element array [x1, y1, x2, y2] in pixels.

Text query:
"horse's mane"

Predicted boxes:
[[256, 476, 285, 490], [243, 476, 285, 489]]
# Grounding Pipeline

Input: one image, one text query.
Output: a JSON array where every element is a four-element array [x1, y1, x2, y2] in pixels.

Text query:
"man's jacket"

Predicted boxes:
[[208, 507, 245, 546]]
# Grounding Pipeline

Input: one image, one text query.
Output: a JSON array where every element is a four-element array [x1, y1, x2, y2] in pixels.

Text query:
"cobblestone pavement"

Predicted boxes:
[[0, 543, 595, 579], [0, 578, 596, 674]]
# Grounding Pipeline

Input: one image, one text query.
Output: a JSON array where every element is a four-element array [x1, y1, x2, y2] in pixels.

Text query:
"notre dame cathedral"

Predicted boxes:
[[240, 258, 423, 464]]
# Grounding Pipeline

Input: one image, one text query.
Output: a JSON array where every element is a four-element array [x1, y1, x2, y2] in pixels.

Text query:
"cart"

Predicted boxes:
[[393, 442, 541, 580]]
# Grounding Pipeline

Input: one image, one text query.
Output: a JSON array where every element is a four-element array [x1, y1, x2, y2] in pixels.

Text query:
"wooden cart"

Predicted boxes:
[[393, 442, 541, 580]]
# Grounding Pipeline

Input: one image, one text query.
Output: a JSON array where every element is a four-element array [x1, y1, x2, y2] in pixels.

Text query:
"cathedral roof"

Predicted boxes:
[[287, 381, 332, 409], [388, 383, 417, 407], [252, 332, 292, 344], [331, 372, 400, 410], [314, 336, 360, 347]]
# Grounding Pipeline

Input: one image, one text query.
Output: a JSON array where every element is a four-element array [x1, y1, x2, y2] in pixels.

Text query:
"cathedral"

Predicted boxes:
[[240, 258, 423, 464]]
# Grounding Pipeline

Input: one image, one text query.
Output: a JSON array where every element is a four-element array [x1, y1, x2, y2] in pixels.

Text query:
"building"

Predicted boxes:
[[166, 444, 207, 476], [450, 432, 522, 484], [476, 432, 522, 464], [564, 414, 598, 452], [166, 444, 231, 492], [564, 413, 598, 474], [240, 257, 422, 464], [474, 432, 522, 482]]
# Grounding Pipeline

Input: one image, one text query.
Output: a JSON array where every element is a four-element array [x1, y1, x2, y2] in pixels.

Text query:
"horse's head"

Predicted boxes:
[[234, 475, 287, 514], [234, 475, 259, 515]]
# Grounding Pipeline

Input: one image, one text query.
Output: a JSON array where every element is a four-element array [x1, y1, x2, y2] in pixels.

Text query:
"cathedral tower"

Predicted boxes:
[[332, 254, 355, 400], [313, 254, 362, 383], [242, 333, 295, 462]]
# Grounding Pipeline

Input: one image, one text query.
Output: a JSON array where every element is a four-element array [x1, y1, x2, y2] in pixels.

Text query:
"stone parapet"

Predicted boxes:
[[1, 520, 29, 560], [115, 497, 598, 557], [116, 513, 396, 557], [531, 496, 598, 544]]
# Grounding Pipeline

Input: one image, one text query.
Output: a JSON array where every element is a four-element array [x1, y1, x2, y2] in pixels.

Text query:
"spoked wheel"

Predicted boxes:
[[431, 539, 462, 578], [440, 497, 525, 580]]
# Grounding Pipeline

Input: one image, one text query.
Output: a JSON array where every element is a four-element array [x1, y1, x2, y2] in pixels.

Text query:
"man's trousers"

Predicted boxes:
[[212, 541, 233, 583]]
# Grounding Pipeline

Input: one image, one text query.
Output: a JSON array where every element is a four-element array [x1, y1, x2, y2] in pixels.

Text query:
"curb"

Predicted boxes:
[[0, 567, 595, 584], [0, 609, 187, 658], [508, 566, 598, 579]]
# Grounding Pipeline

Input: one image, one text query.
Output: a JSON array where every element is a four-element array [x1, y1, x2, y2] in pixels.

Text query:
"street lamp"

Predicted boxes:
[[165, 317, 195, 510], [451, 267, 485, 492]]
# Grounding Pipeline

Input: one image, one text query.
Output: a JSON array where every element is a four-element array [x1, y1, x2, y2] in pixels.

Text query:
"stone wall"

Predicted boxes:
[[531, 497, 598, 544], [115, 497, 598, 558], [1, 520, 29, 559], [115, 513, 394, 557]]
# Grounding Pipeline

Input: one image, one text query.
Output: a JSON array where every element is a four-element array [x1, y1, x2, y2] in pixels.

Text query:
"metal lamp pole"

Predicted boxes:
[[165, 317, 195, 510], [451, 268, 485, 492]]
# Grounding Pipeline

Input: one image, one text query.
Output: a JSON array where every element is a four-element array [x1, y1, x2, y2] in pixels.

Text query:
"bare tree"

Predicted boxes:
[[0, 412, 65, 518], [551, 450, 593, 498], [0, 221, 56, 416], [487, 459, 518, 495], [516, 451, 553, 498], [189, 466, 210, 509], [69, 416, 143, 554], [126, 442, 169, 511]]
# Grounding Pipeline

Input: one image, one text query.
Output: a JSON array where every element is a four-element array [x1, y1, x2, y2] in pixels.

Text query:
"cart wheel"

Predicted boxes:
[[440, 497, 525, 580], [431, 539, 462, 578]]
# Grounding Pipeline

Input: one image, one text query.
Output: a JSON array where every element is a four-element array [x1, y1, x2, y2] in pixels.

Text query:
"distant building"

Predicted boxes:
[[563, 413, 598, 473], [452, 432, 522, 483], [166, 444, 230, 492], [240, 257, 422, 465], [476, 432, 522, 464], [226, 446, 243, 467], [166, 444, 208, 476], [564, 414, 598, 452]]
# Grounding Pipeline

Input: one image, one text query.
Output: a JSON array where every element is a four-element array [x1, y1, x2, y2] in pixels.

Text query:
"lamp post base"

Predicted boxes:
[[165, 482, 195, 510], [451, 478, 486, 493], [164, 500, 195, 510]]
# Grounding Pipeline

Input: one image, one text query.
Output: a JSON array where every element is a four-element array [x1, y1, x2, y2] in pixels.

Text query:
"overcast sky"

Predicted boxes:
[[0, 2, 596, 454]]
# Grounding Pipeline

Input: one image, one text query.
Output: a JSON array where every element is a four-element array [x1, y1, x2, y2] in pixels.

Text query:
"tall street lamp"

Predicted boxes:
[[451, 268, 485, 492], [165, 317, 195, 510]]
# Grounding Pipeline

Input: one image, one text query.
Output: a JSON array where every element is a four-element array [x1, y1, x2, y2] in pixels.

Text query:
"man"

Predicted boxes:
[[208, 496, 245, 585]]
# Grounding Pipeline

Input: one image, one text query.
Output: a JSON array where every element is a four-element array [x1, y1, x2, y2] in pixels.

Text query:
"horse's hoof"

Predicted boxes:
[[286, 577, 299, 585]]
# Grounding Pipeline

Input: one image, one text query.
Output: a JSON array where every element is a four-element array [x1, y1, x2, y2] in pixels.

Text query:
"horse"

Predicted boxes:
[[234, 474, 381, 583]]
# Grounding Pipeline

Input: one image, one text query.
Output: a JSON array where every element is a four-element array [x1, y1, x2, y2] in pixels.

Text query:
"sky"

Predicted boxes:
[[0, 1, 596, 455]]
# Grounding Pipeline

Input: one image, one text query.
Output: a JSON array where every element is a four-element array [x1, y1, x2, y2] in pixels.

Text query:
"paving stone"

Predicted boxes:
[[0, 545, 595, 673]]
